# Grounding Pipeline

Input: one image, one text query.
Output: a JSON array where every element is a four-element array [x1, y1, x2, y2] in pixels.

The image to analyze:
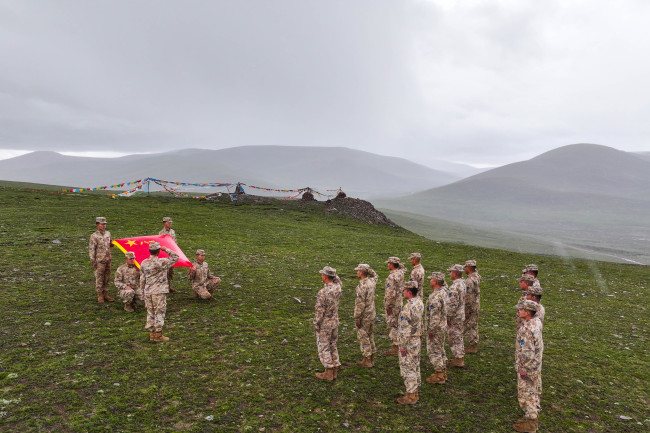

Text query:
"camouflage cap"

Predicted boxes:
[[149, 241, 161, 250], [162, 216, 173, 223], [385, 256, 401, 265], [518, 274, 535, 283], [409, 252, 421, 260], [124, 251, 136, 259], [404, 280, 419, 289], [516, 300, 540, 312], [447, 264, 464, 273], [354, 263, 370, 272], [429, 271, 446, 282], [464, 260, 477, 267], [524, 264, 539, 272], [196, 249, 206, 255], [319, 266, 337, 277], [95, 217, 107, 224], [526, 285, 543, 296]]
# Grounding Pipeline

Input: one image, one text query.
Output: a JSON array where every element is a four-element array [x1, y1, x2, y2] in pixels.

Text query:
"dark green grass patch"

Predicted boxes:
[[0, 186, 648, 432]]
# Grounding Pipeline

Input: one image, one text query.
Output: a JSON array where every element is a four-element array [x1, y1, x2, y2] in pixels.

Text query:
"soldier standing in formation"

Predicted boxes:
[[523, 264, 541, 290], [446, 264, 467, 368], [525, 285, 545, 326], [396, 281, 424, 404], [384, 257, 406, 356], [313, 266, 342, 381], [516, 274, 535, 330], [353, 264, 378, 368], [425, 271, 448, 384], [408, 252, 425, 298], [159, 217, 177, 292], [463, 259, 481, 353], [114, 251, 142, 312], [89, 217, 114, 303], [187, 249, 221, 300], [514, 300, 544, 433], [140, 242, 179, 342]]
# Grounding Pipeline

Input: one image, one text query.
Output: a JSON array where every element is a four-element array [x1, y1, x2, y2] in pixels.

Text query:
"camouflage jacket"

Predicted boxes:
[[515, 317, 544, 373], [464, 272, 481, 305], [139, 250, 179, 295], [354, 269, 378, 323], [537, 303, 546, 325], [114, 263, 140, 291], [532, 278, 541, 290], [410, 264, 425, 297], [89, 230, 112, 263], [313, 277, 342, 331], [384, 265, 405, 312], [158, 228, 177, 242], [446, 278, 466, 323], [397, 297, 424, 346], [188, 261, 214, 289], [425, 287, 448, 333]]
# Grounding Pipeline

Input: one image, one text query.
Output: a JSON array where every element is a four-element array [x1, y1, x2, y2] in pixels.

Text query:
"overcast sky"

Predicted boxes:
[[1, 0, 649, 168]]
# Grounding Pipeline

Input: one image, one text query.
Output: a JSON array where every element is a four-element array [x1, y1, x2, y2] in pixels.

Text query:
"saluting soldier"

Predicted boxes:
[[384, 257, 406, 356], [115, 251, 142, 312], [89, 216, 114, 303], [159, 217, 177, 292], [446, 264, 466, 368], [513, 300, 544, 433], [463, 259, 481, 353], [425, 271, 448, 384], [409, 253, 425, 298], [353, 264, 378, 368], [313, 266, 342, 381], [187, 249, 221, 300], [396, 280, 424, 404]]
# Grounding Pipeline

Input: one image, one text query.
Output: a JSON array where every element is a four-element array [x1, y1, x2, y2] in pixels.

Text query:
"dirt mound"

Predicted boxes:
[[325, 196, 395, 226]]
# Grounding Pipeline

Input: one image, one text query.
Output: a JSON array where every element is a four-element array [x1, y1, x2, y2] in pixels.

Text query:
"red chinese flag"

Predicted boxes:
[[112, 235, 192, 268]]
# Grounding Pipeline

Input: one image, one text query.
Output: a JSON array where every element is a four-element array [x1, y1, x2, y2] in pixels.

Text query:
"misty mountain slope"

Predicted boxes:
[[0, 146, 458, 198]]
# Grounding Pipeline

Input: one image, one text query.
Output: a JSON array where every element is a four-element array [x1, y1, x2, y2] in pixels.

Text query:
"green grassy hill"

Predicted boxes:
[[0, 186, 648, 432]]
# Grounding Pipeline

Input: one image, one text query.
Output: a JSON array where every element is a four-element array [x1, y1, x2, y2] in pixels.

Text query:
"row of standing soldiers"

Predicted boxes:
[[88, 216, 221, 341], [313, 256, 545, 433]]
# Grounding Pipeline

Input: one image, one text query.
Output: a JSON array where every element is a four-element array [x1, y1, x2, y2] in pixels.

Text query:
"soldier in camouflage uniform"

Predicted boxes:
[[384, 257, 406, 356], [353, 264, 378, 368], [409, 253, 425, 299], [516, 274, 535, 330], [187, 249, 221, 300], [114, 251, 142, 312], [89, 217, 114, 303], [446, 264, 466, 367], [525, 285, 545, 326], [396, 281, 424, 404], [140, 242, 179, 342], [159, 217, 177, 293], [313, 266, 342, 381], [425, 271, 448, 384], [523, 264, 541, 291], [513, 300, 544, 433], [463, 260, 481, 353]]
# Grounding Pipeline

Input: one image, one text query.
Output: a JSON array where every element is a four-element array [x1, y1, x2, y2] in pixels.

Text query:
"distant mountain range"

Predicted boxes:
[[0, 146, 462, 198], [375, 143, 650, 264]]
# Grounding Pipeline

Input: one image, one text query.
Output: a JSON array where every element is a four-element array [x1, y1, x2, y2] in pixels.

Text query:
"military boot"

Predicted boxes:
[[357, 357, 373, 368], [397, 392, 418, 405], [151, 331, 170, 342], [149, 331, 156, 341], [426, 370, 447, 384], [124, 303, 135, 312], [315, 367, 334, 381], [102, 290, 115, 302], [169, 287, 177, 293], [97, 294, 105, 303], [513, 417, 538, 432], [447, 357, 464, 368], [384, 345, 399, 356], [332, 366, 338, 379], [465, 343, 478, 354]]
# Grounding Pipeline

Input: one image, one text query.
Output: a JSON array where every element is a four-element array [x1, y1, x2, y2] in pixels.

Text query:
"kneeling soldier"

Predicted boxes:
[[115, 252, 142, 312], [187, 249, 221, 300]]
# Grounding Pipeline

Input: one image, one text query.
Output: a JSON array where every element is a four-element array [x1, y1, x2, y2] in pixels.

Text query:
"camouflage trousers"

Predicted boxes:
[[386, 308, 401, 345], [518, 372, 542, 418], [316, 327, 341, 368], [447, 320, 465, 359], [398, 337, 422, 393], [167, 267, 174, 290], [464, 301, 480, 345], [426, 329, 447, 371], [193, 277, 221, 300], [356, 320, 376, 358], [144, 293, 167, 332], [119, 287, 145, 307], [93, 261, 111, 294]]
